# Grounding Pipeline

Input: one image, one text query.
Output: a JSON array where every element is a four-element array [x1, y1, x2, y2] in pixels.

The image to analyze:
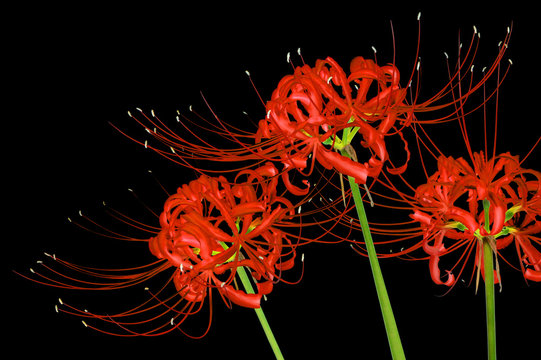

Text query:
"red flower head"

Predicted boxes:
[[256, 56, 412, 194], [149, 162, 298, 309], [410, 152, 541, 286], [19, 163, 301, 336]]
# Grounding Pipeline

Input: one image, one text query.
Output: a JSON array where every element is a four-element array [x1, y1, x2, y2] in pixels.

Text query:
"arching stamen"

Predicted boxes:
[[363, 184, 375, 208]]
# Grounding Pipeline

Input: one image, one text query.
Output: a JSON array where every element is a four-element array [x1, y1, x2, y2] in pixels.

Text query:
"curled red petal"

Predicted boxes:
[[525, 268, 541, 282], [386, 129, 410, 175], [256, 280, 274, 295], [428, 253, 455, 287], [316, 148, 369, 184], [411, 210, 432, 225], [221, 284, 261, 309], [447, 207, 479, 234], [280, 170, 310, 196]]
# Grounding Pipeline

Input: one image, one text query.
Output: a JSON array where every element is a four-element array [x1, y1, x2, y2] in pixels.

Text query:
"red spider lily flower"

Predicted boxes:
[[409, 152, 541, 285], [367, 143, 541, 288], [17, 163, 303, 336], [150, 162, 299, 309], [255, 56, 412, 194]]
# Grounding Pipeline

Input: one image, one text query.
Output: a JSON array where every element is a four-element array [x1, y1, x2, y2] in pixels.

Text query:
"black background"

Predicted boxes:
[[5, 2, 540, 359]]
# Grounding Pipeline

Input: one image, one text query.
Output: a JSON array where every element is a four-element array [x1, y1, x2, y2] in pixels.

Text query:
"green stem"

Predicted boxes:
[[482, 199, 497, 360], [236, 265, 285, 360], [348, 176, 406, 360], [483, 239, 497, 360]]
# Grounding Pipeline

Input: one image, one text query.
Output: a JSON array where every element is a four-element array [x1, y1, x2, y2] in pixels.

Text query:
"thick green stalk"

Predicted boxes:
[[482, 199, 497, 360], [483, 239, 497, 360], [236, 265, 285, 360], [348, 176, 406, 360]]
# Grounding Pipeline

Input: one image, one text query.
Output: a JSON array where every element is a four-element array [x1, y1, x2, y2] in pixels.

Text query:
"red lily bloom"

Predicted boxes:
[[18, 163, 302, 336], [255, 56, 412, 194], [410, 152, 541, 286], [150, 162, 299, 309]]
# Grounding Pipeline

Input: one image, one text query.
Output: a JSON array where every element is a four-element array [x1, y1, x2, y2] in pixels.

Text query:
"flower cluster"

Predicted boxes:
[[19, 163, 302, 336], [256, 56, 412, 194], [20, 23, 526, 346], [411, 152, 541, 285], [149, 162, 299, 309]]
